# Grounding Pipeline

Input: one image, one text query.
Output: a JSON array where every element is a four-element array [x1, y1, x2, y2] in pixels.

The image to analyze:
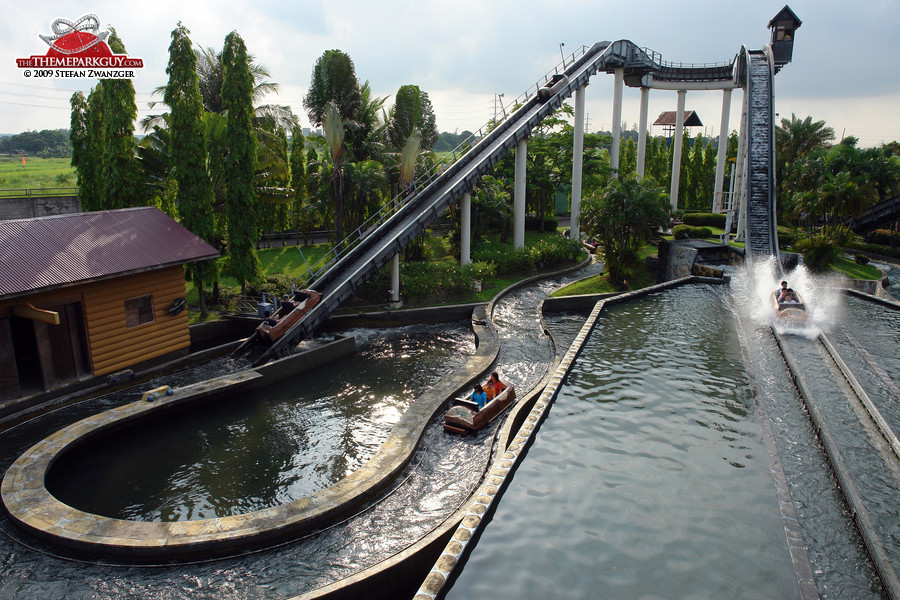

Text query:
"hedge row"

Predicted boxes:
[[682, 212, 727, 228], [864, 229, 900, 246], [473, 235, 582, 275], [672, 224, 713, 239], [849, 240, 900, 259], [524, 214, 559, 232]]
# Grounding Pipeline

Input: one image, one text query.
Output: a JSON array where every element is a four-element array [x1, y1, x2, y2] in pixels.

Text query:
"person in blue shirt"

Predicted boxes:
[[469, 384, 487, 409]]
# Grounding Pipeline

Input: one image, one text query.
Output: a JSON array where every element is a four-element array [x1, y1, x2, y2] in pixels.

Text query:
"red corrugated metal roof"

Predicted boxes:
[[0, 207, 219, 299]]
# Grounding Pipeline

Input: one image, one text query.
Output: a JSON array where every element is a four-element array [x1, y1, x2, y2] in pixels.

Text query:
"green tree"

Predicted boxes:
[[776, 114, 835, 217], [860, 146, 900, 203], [686, 133, 705, 210], [386, 85, 439, 152], [345, 158, 389, 237], [100, 28, 143, 209], [346, 80, 386, 163], [222, 31, 260, 295], [676, 130, 691, 208], [69, 91, 101, 211], [700, 138, 717, 210], [646, 136, 670, 189], [322, 102, 346, 242], [619, 137, 637, 178], [303, 50, 362, 128], [165, 22, 217, 317], [582, 174, 669, 285]]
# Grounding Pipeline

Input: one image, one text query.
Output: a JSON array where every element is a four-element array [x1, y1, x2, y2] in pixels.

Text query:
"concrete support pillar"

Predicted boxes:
[[713, 88, 733, 212], [669, 89, 687, 212], [610, 67, 624, 179], [390, 253, 402, 308], [514, 136, 527, 249], [570, 85, 586, 241], [636, 86, 650, 177], [460, 191, 472, 265], [733, 88, 750, 243]]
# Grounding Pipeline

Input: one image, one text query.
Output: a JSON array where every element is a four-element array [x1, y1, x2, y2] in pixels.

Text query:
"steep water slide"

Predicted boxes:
[[736, 46, 780, 265], [235, 42, 624, 366], [235, 40, 780, 366]]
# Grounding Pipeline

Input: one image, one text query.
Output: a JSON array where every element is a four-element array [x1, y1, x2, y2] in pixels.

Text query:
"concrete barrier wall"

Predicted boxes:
[[0, 195, 79, 220]]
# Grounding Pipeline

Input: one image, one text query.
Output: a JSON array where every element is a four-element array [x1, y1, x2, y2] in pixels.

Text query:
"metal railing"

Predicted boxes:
[[640, 46, 732, 70], [0, 187, 78, 198]]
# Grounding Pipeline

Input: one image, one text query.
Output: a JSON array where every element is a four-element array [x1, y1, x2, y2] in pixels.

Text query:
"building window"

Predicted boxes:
[[125, 295, 155, 328]]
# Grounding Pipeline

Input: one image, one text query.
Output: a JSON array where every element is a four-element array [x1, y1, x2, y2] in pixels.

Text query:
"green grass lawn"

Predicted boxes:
[[832, 256, 882, 280], [552, 242, 658, 297], [0, 156, 76, 190], [184, 243, 334, 319]]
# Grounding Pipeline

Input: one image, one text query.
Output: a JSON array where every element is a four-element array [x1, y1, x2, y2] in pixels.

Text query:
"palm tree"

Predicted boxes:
[[323, 102, 346, 242], [776, 114, 835, 165], [346, 81, 387, 163], [399, 130, 422, 194], [776, 114, 835, 213], [582, 174, 669, 285]]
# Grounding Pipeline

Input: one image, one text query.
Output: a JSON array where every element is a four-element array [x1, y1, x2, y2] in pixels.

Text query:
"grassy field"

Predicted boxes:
[[0, 156, 76, 190]]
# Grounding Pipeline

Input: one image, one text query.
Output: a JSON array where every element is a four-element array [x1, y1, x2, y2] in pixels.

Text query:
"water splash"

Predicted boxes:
[[730, 256, 844, 337]]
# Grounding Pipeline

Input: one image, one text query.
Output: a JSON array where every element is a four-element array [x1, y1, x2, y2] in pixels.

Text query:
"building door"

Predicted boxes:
[[5, 301, 90, 397]]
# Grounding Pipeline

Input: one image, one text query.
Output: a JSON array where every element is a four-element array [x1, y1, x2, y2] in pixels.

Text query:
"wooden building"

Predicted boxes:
[[0, 207, 219, 401]]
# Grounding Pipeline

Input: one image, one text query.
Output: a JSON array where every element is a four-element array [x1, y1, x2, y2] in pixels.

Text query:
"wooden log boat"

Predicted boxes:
[[256, 289, 322, 342], [444, 384, 516, 434], [770, 290, 807, 324]]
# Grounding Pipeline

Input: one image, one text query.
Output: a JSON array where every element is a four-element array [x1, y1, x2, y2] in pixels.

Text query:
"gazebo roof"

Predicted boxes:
[[0, 207, 219, 300], [653, 111, 703, 127]]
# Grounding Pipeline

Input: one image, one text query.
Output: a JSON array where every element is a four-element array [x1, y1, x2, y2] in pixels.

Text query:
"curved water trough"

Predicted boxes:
[[0, 320, 499, 560]]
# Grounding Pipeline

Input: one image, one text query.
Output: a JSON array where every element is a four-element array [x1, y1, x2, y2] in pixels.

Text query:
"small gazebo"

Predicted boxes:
[[653, 110, 703, 138]]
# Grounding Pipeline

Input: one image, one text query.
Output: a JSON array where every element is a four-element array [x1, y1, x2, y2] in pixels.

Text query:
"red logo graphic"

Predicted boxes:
[[16, 14, 143, 75]]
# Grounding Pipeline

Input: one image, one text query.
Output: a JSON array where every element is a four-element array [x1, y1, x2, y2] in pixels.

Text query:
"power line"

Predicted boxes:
[[0, 80, 157, 96]]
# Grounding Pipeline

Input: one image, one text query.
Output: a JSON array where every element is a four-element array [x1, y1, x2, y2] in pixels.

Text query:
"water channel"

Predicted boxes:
[[1, 260, 898, 599]]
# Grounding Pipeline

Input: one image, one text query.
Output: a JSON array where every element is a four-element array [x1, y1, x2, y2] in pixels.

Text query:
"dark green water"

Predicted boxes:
[[447, 286, 800, 599]]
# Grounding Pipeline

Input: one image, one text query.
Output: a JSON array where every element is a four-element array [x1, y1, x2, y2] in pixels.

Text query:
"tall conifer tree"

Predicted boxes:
[[100, 28, 142, 209], [222, 31, 260, 294], [70, 91, 97, 211], [165, 23, 217, 317]]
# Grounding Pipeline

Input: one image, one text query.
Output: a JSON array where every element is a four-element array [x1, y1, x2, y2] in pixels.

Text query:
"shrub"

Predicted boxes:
[[473, 236, 582, 275], [793, 234, 842, 271], [672, 224, 713, 239], [854, 254, 870, 265], [525, 214, 559, 232], [849, 240, 900, 259], [865, 229, 900, 246], [358, 261, 497, 303], [777, 229, 796, 248], [682, 212, 726, 228], [474, 247, 536, 274], [248, 273, 296, 297]]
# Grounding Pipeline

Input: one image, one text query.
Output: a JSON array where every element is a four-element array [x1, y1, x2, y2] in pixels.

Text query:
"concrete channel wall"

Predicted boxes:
[[291, 258, 597, 600], [413, 276, 726, 599]]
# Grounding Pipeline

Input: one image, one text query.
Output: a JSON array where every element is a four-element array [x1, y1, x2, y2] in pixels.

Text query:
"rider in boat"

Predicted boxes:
[[470, 384, 487, 409], [485, 371, 505, 400]]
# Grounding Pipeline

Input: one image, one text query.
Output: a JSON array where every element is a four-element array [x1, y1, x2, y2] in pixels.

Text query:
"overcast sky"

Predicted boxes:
[[2, 1, 898, 148]]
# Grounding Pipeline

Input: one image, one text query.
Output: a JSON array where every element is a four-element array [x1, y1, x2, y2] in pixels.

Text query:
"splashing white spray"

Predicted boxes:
[[730, 256, 845, 337]]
